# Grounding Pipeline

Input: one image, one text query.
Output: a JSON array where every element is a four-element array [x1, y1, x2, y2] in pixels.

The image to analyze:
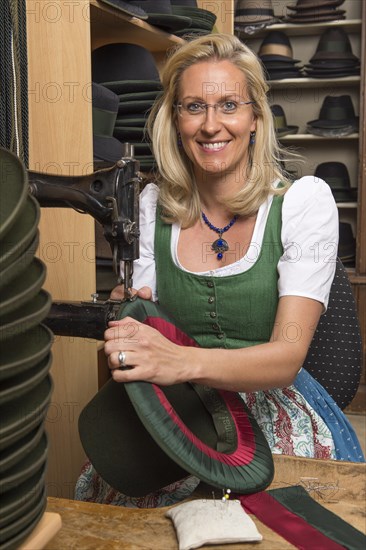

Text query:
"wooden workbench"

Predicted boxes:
[[21, 454, 365, 549]]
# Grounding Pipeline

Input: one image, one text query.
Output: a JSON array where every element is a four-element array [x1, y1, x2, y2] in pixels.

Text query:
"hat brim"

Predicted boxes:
[[0, 195, 40, 272], [287, 0, 345, 10], [307, 117, 359, 129], [0, 289, 52, 342], [79, 298, 274, 497], [276, 126, 299, 137], [147, 14, 192, 32], [101, 80, 162, 94], [93, 135, 124, 163], [98, 0, 148, 18]]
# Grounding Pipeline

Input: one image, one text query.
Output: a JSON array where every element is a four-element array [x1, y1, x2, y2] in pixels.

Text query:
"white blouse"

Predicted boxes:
[[128, 176, 339, 310]]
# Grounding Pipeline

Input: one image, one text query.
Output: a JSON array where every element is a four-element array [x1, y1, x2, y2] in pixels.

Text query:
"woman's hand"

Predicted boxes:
[[104, 316, 189, 386], [110, 285, 153, 301]]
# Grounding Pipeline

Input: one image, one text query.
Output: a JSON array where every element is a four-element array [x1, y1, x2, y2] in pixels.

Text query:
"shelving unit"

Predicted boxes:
[[237, 0, 365, 411]]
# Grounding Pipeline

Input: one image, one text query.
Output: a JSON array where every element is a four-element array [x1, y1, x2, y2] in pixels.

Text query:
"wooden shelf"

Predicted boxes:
[[280, 133, 359, 141], [236, 19, 362, 38], [336, 202, 358, 208], [269, 76, 360, 88], [90, 0, 184, 51]]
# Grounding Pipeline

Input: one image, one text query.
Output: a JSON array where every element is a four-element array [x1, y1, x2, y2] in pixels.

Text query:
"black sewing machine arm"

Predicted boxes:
[[28, 153, 141, 292]]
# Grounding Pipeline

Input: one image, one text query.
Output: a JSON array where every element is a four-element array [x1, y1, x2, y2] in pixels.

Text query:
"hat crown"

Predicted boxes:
[[129, 0, 173, 14], [320, 95, 356, 121], [314, 161, 350, 188], [317, 27, 353, 54], [92, 43, 160, 83]]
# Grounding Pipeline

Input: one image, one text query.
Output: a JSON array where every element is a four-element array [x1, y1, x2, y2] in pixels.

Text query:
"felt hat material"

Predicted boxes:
[[0, 195, 39, 273], [314, 162, 357, 202], [0, 289, 52, 342], [307, 95, 359, 129], [271, 105, 299, 137], [0, 148, 29, 240], [79, 298, 274, 497], [97, 0, 148, 18], [128, 0, 192, 32], [0, 323, 53, 381], [0, 376, 52, 451], [0, 257, 46, 317]]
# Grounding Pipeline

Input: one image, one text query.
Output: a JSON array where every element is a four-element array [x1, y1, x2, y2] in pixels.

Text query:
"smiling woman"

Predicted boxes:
[[75, 33, 365, 509]]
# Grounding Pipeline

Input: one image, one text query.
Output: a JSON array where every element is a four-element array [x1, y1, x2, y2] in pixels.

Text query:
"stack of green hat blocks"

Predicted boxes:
[[0, 148, 53, 549]]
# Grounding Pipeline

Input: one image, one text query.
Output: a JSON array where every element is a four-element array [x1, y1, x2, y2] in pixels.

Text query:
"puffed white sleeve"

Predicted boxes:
[[123, 182, 159, 301], [278, 176, 339, 311]]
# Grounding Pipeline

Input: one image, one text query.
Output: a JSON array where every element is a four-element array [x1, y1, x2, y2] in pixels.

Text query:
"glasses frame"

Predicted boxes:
[[175, 100, 256, 118]]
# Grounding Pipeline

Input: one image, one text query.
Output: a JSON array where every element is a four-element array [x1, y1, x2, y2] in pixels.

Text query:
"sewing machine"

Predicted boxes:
[[28, 145, 141, 340]]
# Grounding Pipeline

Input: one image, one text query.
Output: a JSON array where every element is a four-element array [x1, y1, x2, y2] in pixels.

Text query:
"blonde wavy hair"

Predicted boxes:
[[147, 33, 294, 227]]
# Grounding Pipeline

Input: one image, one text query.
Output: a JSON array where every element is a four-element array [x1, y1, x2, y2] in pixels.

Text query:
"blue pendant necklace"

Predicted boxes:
[[201, 212, 239, 260]]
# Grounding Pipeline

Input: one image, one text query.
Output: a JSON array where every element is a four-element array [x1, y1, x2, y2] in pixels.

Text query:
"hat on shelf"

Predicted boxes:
[[258, 31, 303, 80], [234, 0, 281, 30], [286, 0, 345, 11], [170, 0, 217, 37], [306, 95, 359, 136], [97, 0, 148, 18], [285, 0, 346, 23], [304, 27, 360, 78], [271, 104, 299, 137], [92, 83, 124, 163], [92, 43, 161, 92], [92, 43, 162, 172], [79, 297, 274, 497], [314, 162, 357, 203], [128, 0, 192, 32], [338, 222, 355, 266]]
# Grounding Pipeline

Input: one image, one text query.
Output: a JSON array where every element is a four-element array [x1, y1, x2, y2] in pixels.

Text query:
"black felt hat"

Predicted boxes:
[[338, 222, 356, 262], [314, 162, 357, 202], [79, 298, 274, 497], [92, 83, 124, 163], [128, 0, 192, 32], [0, 148, 28, 241], [307, 95, 359, 129], [92, 43, 161, 90], [287, 0, 345, 10], [271, 105, 299, 137], [97, 0, 148, 18], [310, 28, 359, 63]]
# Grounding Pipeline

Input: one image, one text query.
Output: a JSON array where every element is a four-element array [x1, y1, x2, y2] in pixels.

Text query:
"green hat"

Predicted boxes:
[[79, 298, 274, 497], [0, 195, 40, 273], [0, 290, 52, 342], [0, 148, 29, 240]]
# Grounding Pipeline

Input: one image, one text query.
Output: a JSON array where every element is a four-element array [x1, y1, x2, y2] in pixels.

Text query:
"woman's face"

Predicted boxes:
[[176, 59, 257, 182]]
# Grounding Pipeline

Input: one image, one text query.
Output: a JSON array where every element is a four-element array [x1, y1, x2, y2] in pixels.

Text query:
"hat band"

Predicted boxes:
[[320, 40, 351, 53], [274, 115, 287, 130], [323, 106, 353, 120], [193, 384, 237, 453], [260, 44, 292, 58], [93, 107, 117, 137]]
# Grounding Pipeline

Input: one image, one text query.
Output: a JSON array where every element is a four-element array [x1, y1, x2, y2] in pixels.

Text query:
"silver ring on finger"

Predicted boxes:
[[118, 350, 127, 368]]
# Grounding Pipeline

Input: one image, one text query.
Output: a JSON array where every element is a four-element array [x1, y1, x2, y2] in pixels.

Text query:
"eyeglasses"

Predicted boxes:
[[175, 99, 256, 118]]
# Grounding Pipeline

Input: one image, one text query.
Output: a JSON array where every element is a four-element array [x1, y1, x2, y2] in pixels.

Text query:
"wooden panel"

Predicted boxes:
[[26, 0, 98, 498], [90, 1, 184, 51]]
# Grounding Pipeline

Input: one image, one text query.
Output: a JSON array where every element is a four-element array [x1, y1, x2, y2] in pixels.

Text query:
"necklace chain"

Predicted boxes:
[[201, 212, 239, 260]]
